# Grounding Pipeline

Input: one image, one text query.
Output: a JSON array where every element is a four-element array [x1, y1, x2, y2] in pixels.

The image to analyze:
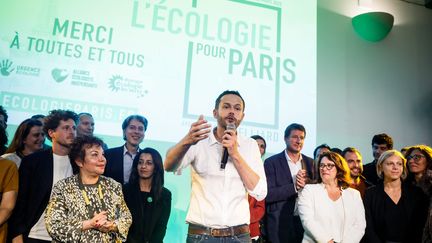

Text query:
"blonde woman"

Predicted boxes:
[[363, 150, 428, 243]]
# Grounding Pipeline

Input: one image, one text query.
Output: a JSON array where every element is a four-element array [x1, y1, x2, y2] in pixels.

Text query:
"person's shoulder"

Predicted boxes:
[[63, 175, 77, 184], [101, 175, 122, 188], [301, 183, 322, 194], [264, 151, 285, 163], [104, 146, 123, 160], [363, 161, 376, 169], [123, 181, 132, 190], [122, 182, 137, 194], [20, 149, 52, 168], [1, 152, 18, 160], [26, 148, 52, 159], [305, 183, 321, 190], [403, 182, 425, 196], [344, 187, 362, 197], [300, 184, 322, 197], [161, 187, 172, 198], [301, 153, 313, 162], [55, 175, 77, 189], [104, 146, 123, 153], [364, 184, 380, 198], [0, 158, 17, 168], [0, 158, 18, 178]]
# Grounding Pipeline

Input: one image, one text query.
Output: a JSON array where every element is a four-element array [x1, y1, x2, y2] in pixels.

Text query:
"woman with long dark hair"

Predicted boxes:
[[123, 147, 172, 243], [2, 118, 44, 167], [402, 145, 432, 242], [405, 145, 432, 195]]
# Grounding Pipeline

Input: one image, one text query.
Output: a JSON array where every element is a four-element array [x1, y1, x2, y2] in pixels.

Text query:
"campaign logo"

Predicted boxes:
[[108, 75, 148, 98], [51, 68, 69, 82], [108, 75, 123, 92], [0, 59, 15, 76]]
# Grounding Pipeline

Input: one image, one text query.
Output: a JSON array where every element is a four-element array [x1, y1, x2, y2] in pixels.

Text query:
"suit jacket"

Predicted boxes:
[[104, 145, 136, 185], [362, 182, 428, 243], [123, 183, 171, 243], [298, 184, 366, 243], [8, 149, 62, 238], [264, 151, 314, 243]]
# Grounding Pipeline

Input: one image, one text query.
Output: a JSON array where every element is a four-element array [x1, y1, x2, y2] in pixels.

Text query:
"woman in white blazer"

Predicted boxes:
[[298, 152, 366, 243]]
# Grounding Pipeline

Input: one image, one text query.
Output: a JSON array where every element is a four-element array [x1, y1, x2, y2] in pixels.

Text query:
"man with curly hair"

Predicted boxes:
[[9, 109, 78, 243]]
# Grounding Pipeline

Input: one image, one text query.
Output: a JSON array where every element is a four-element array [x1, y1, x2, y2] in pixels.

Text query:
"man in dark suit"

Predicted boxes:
[[104, 115, 148, 184], [9, 109, 78, 243], [264, 123, 314, 243]]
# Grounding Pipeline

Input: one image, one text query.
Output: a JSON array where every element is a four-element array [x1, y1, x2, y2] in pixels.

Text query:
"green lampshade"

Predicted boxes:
[[352, 12, 394, 42]]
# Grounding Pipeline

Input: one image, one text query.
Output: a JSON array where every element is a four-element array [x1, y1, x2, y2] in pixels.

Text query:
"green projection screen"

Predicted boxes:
[[0, 0, 316, 241]]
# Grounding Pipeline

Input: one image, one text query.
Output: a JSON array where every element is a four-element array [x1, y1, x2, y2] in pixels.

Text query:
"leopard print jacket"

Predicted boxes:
[[45, 175, 132, 242]]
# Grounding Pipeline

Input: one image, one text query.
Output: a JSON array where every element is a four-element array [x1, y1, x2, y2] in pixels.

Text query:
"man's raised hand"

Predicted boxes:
[[186, 115, 211, 145]]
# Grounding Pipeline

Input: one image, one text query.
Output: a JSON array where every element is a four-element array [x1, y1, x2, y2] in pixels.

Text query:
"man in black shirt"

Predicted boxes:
[[362, 133, 393, 185]]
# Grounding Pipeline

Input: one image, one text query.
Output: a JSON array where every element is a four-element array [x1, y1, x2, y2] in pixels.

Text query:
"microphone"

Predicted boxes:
[[220, 123, 236, 169]]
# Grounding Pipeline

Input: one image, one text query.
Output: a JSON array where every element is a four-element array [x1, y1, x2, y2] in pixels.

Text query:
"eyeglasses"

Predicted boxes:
[[406, 154, 425, 162], [319, 163, 336, 170]]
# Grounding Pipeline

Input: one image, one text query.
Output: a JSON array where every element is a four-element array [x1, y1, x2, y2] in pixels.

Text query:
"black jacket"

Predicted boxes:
[[123, 183, 171, 243], [363, 160, 380, 186], [362, 181, 429, 243], [9, 149, 73, 238], [104, 145, 139, 184]]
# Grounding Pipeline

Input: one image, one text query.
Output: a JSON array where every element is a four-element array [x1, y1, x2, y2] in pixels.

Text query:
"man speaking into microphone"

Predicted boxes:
[[164, 90, 267, 243]]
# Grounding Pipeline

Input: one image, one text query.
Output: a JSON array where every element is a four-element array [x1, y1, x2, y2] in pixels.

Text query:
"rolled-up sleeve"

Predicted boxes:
[[247, 141, 267, 201], [173, 145, 195, 176]]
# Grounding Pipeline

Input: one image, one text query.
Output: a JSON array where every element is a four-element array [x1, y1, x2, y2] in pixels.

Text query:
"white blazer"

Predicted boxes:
[[298, 183, 366, 243]]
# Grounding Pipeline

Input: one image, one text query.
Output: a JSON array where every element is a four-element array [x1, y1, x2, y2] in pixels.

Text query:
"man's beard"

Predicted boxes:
[[217, 116, 239, 129], [56, 139, 73, 149]]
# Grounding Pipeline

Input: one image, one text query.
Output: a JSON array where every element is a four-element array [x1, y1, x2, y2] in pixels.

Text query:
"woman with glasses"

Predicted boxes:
[[298, 151, 366, 243], [404, 145, 432, 243], [404, 145, 432, 195], [45, 136, 132, 242], [123, 147, 171, 243], [363, 150, 428, 243]]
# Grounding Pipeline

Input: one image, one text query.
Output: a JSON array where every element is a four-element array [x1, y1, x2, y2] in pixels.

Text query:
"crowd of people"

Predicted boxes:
[[0, 90, 431, 243]]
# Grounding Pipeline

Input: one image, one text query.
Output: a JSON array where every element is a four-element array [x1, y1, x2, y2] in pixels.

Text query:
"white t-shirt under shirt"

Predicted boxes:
[[330, 197, 344, 243], [28, 154, 73, 241]]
